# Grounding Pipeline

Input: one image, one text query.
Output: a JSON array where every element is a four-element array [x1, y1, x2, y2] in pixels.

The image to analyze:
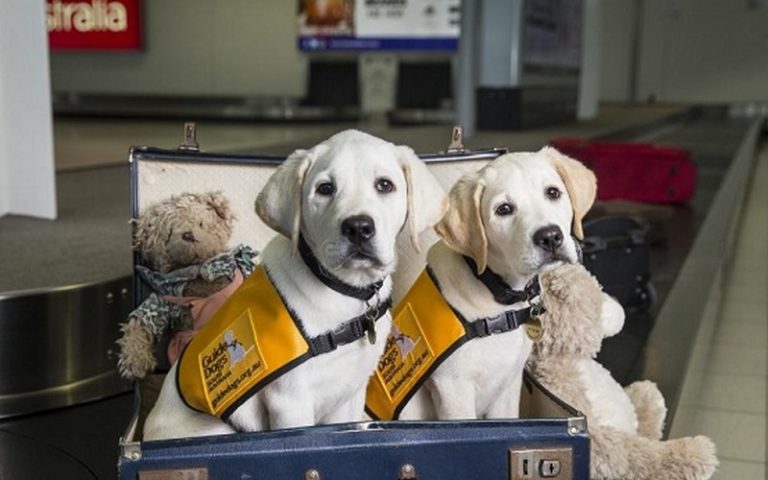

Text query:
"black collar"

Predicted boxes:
[[463, 256, 540, 305], [298, 235, 384, 302]]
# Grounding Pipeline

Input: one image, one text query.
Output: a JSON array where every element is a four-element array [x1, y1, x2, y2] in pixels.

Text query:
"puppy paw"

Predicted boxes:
[[116, 319, 157, 379], [625, 380, 666, 440]]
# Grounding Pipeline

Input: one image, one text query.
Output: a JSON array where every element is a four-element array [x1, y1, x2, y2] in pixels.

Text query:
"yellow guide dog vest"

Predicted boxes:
[[365, 269, 466, 420], [177, 265, 391, 420], [176, 266, 311, 419], [365, 269, 540, 421]]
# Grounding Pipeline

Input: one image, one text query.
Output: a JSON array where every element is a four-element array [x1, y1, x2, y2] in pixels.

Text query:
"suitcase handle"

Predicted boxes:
[[582, 228, 646, 254]]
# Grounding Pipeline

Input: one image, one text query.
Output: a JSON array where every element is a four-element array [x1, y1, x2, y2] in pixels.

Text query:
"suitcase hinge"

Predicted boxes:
[[567, 416, 587, 435], [178, 122, 200, 152], [446, 125, 466, 153], [120, 438, 142, 461]]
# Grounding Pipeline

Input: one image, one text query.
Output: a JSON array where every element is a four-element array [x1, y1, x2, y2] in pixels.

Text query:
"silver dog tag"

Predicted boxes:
[[366, 317, 377, 344]]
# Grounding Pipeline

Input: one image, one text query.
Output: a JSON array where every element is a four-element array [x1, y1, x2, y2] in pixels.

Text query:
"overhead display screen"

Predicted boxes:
[[298, 0, 460, 51], [522, 0, 582, 71]]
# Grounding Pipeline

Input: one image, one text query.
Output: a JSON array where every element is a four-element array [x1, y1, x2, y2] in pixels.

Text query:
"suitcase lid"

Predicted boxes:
[[128, 124, 508, 307]]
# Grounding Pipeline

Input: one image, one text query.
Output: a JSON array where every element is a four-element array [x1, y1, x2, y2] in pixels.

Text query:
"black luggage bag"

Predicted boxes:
[[581, 216, 655, 310]]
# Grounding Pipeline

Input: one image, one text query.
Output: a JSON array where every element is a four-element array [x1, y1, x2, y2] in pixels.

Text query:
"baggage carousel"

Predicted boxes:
[[0, 107, 761, 479]]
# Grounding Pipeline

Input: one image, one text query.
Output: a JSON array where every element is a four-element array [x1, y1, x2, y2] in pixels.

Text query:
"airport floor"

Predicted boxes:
[[676, 146, 768, 479], [0, 107, 765, 478]]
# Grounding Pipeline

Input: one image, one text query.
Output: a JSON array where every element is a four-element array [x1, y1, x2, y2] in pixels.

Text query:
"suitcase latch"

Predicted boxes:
[[138, 467, 208, 480], [509, 447, 573, 479], [178, 122, 200, 152], [446, 125, 466, 153]]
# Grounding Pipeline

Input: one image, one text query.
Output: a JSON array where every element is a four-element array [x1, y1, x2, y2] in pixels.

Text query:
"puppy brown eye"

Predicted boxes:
[[495, 203, 515, 216], [375, 178, 395, 194], [546, 186, 562, 200], [316, 182, 336, 196]]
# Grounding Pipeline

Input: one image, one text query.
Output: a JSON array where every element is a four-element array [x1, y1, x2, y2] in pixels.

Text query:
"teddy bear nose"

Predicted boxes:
[[182, 231, 196, 242]]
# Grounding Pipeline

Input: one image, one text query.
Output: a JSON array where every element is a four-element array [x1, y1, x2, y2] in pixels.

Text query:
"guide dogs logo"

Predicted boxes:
[[391, 324, 418, 360], [375, 305, 434, 401], [199, 310, 266, 410]]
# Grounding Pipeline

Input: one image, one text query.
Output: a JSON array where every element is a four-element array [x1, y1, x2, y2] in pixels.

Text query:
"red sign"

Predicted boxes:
[[47, 0, 142, 51]]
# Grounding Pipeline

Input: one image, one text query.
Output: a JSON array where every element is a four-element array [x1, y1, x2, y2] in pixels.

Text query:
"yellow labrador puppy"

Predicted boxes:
[[396, 147, 597, 420], [143, 130, 445, 439]]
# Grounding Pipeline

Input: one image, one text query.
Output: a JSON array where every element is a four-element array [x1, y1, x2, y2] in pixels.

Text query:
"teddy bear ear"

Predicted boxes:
[[206, 191, 234, 225], [130, 217, 147, 251], [131, 215, 167, 271]]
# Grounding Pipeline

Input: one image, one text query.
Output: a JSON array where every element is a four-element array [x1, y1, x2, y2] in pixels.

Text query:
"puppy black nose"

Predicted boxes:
[[182, 231, 196, 242], [341, 215, 376, 245], [533, 225, 563, 253]]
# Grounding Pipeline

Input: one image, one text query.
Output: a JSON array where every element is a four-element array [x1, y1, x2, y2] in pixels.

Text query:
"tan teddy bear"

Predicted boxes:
[[117, 191, 257, 380], [528, 263, 718, 480]]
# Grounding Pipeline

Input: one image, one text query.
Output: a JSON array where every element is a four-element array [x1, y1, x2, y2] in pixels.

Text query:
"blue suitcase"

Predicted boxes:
[[118, 125, 590, 480]]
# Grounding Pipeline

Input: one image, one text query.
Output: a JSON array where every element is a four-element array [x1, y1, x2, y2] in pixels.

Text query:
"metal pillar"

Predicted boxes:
[[455, 0, 481, 138]]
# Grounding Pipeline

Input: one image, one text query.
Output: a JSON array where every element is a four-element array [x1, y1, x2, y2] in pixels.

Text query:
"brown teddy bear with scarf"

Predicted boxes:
[[117, 191, 257, 379]]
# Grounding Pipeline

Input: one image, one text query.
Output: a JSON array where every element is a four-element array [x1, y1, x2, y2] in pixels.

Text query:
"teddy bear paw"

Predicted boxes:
[[625, 380, 667, 440], [116, 320, 157, 380], [663, 435, 718, 480]]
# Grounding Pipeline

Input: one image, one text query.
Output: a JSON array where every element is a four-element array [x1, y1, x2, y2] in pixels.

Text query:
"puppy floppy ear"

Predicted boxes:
[[398, 146, 447, 252], [255, 149, 315, 249], [434, 174, 489, 272], [544, 147, 597, 239]]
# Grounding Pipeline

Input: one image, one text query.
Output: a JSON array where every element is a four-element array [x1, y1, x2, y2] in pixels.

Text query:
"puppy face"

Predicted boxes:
[[436, 147, 596, 282], [300, 136, 409, 284], [256, 130, 446, 287]]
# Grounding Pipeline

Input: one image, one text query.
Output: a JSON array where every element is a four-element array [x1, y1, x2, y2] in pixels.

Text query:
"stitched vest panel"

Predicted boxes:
[[177, 266, 310, 418], [365, 270, 467, 420]]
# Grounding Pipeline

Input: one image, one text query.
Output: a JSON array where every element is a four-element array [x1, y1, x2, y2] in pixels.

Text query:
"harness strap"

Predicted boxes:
[[463, 307, 533, 339], [307, 298, 393, 356], [426, 266, 540, 340]]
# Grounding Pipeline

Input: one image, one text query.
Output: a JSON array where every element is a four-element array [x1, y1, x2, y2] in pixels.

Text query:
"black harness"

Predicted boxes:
[[432, 258, 543, 339], [305, 298, 392, 355], [296, 235, 390, 351]]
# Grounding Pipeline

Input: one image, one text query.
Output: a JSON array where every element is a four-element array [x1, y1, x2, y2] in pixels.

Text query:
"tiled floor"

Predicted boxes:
[[677, 145, 768, 478]]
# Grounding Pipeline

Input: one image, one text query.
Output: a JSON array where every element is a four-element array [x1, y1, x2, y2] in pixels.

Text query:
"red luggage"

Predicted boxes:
[[550, 138, 697, 204]]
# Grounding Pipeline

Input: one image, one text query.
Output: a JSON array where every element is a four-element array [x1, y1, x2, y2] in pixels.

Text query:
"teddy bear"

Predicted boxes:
[[116, 191, 258, 380], [527, 262, 718, 480]]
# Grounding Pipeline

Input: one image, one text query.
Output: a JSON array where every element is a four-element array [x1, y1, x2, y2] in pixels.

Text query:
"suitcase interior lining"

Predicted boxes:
[[133, 151, 491, 302]]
